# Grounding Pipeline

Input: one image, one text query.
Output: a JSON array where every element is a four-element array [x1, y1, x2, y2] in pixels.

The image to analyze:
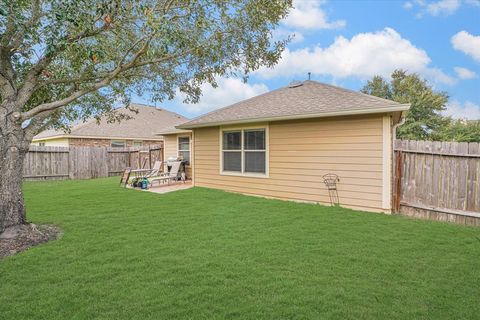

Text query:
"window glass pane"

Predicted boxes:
[[244, 130, 265, 150], [223, 131, 241, 150], [244, 151, 266, 173], [223, 152, 241, 172], [179, 151, 190, 163], [178, 137, 189, 151], [133, 141, 142, 147], [111, 140, 125, 148]]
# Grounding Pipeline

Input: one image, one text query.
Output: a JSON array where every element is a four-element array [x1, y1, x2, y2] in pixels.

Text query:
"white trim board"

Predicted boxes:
[[382, 115, 392, 211]]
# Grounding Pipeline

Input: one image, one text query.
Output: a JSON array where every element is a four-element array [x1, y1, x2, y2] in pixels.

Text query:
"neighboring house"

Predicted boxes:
[[167, 80, 410, 213], [32, 104, 188, 148]]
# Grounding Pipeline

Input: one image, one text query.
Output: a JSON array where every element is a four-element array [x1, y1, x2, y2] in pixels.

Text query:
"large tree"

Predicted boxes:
[[0, 0, 292, 234], [361, 70, 450, 141]]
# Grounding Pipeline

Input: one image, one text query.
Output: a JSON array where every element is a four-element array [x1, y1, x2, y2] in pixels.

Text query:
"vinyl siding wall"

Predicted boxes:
[[30, 138, 70, 147], [163, 133, 193, 178], [193, 115, 390, 212]]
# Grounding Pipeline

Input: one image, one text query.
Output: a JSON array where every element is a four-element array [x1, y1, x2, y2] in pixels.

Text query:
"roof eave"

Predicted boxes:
[[177, 104, 411, 129], [156, 129, 192, 135]]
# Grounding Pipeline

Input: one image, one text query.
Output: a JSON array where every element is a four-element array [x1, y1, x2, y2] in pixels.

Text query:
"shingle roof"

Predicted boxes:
[[156, 126, 192, 135], [178, 80, 409, 129], [34, 103, 188, 140]]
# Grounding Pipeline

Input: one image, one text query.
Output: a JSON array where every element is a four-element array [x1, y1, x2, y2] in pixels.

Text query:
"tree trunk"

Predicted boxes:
[[0, 111, 29, 234]]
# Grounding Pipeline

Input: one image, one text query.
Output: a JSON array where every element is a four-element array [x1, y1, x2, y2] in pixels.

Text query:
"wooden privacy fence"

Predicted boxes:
[[23, 145, 163, 181], [394, 140, 480, 226]]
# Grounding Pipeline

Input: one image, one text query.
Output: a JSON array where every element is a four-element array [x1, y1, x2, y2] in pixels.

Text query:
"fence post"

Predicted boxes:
[[393, 150, 402, 213]]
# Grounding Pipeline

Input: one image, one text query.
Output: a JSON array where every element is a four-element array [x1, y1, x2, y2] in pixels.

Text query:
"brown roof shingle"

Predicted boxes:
[[178, 80, 408, 129], [34, 103, 188, 140]]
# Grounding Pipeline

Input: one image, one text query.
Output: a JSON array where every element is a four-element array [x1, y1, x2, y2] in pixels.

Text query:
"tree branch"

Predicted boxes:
[[23, 109, 56, 142], [9, 0, 43, 51], [21, 46, 191, 121], [0, 48, 17, 101], [16, 26, 111, 108]]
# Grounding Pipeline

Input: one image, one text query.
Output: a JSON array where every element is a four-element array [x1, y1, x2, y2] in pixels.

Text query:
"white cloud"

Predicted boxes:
[[257, 28, 455, 85], [176, 77, 268, 113], [272, 28, 305, 44], [465, 0, 480, 6], [454, 67, 478, 79], [283, 0, 346, 30], [426, 0, 460, 15], [451, 31, 480, 62], [444, 100, 480, 119], [404, 0, 479, 17]]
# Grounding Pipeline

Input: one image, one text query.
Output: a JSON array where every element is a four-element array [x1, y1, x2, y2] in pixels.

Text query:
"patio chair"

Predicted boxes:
[[148, 161, 182, 186], [145, 161, 162, 178], [127, 161, 162, 186]]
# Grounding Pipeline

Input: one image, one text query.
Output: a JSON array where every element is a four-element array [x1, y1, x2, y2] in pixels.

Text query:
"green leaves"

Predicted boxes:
[[362, 70, 479, 142], [3, 0, 291, 133]]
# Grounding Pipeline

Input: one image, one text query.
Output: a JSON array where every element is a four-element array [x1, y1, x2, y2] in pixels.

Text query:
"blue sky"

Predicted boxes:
[[135, 0, 480, 120]]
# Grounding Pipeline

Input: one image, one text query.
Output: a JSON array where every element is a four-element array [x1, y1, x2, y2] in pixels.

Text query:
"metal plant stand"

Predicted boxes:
[[323, 174, 340, 206]]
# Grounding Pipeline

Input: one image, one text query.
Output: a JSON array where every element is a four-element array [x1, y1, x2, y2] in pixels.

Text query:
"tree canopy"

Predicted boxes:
[[361, 70, 479, 142], [0, 0, 292, 234], [1, 0, 292, 137]]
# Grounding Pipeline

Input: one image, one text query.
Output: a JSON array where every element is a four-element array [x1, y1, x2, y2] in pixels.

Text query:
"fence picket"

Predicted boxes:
[[23, 145, 163, 180], [395, 139, 480, 226]]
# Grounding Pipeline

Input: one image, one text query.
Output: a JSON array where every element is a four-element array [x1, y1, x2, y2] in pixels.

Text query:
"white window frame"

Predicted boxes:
[[177, 135, 191, 165], [219, 124, 269, 178], [132, 140, 143, 147]]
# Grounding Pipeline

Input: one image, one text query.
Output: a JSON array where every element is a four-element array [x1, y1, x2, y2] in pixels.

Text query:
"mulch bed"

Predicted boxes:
[[0, 224, 61, 259]]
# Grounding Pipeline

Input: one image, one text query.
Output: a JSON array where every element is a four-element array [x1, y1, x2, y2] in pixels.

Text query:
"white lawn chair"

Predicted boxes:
[[127, 161, 162, 185], [145, 161, 162, 178], [148, 161, 182, 186]]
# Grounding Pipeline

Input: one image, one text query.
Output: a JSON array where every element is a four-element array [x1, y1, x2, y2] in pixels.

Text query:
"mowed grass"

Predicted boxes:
[[1, 178, 479, 319]]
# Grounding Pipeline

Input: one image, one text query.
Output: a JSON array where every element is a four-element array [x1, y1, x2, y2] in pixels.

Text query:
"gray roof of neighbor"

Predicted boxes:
[[178, 80, 409, 129], [34, 104, 188, 140], [156, 126, 192, 135]]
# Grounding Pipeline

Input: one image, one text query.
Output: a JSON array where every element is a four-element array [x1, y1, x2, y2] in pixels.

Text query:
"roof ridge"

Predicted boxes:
[[181, 83, 296, 126], [304, 80, 400, 105], [129, 103, 189, 120]]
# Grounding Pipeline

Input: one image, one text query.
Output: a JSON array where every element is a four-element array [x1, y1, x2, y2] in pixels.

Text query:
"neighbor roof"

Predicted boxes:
[[178, 80, 409, 129], [34, 104, 188, 141], [156, 126, 192, 135]]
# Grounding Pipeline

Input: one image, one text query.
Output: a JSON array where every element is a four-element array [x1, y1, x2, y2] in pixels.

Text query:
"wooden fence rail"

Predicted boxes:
[[23, 145, 163, 181], [394, 140, 480, 226]]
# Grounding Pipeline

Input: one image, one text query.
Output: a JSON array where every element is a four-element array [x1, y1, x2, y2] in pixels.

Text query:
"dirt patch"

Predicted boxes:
[[0, 224, 62, 259]]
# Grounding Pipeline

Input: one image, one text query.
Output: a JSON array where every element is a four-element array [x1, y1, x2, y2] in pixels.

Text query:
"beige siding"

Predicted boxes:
[[163, 133, 193, 179], [31, 138, 70, 147], [193, 115, 389, 212]]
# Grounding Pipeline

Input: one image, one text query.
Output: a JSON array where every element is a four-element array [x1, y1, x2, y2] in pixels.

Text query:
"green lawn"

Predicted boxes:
[[1, 178, 479, 319]]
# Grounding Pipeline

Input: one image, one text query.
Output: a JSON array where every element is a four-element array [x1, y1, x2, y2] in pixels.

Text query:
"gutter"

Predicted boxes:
[[177, 104, 411, 129]]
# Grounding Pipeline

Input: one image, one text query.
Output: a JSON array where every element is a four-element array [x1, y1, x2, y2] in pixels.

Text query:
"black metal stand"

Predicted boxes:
[[323, 174, 340, 206]]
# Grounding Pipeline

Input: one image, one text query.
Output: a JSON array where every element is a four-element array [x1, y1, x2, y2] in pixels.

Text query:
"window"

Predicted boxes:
[[38, 142, 46, 147], [178, 136, 190, 164], [111, 140, 126, 148], [222, 128, 267, 175], [132, 141, 142, 147]]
